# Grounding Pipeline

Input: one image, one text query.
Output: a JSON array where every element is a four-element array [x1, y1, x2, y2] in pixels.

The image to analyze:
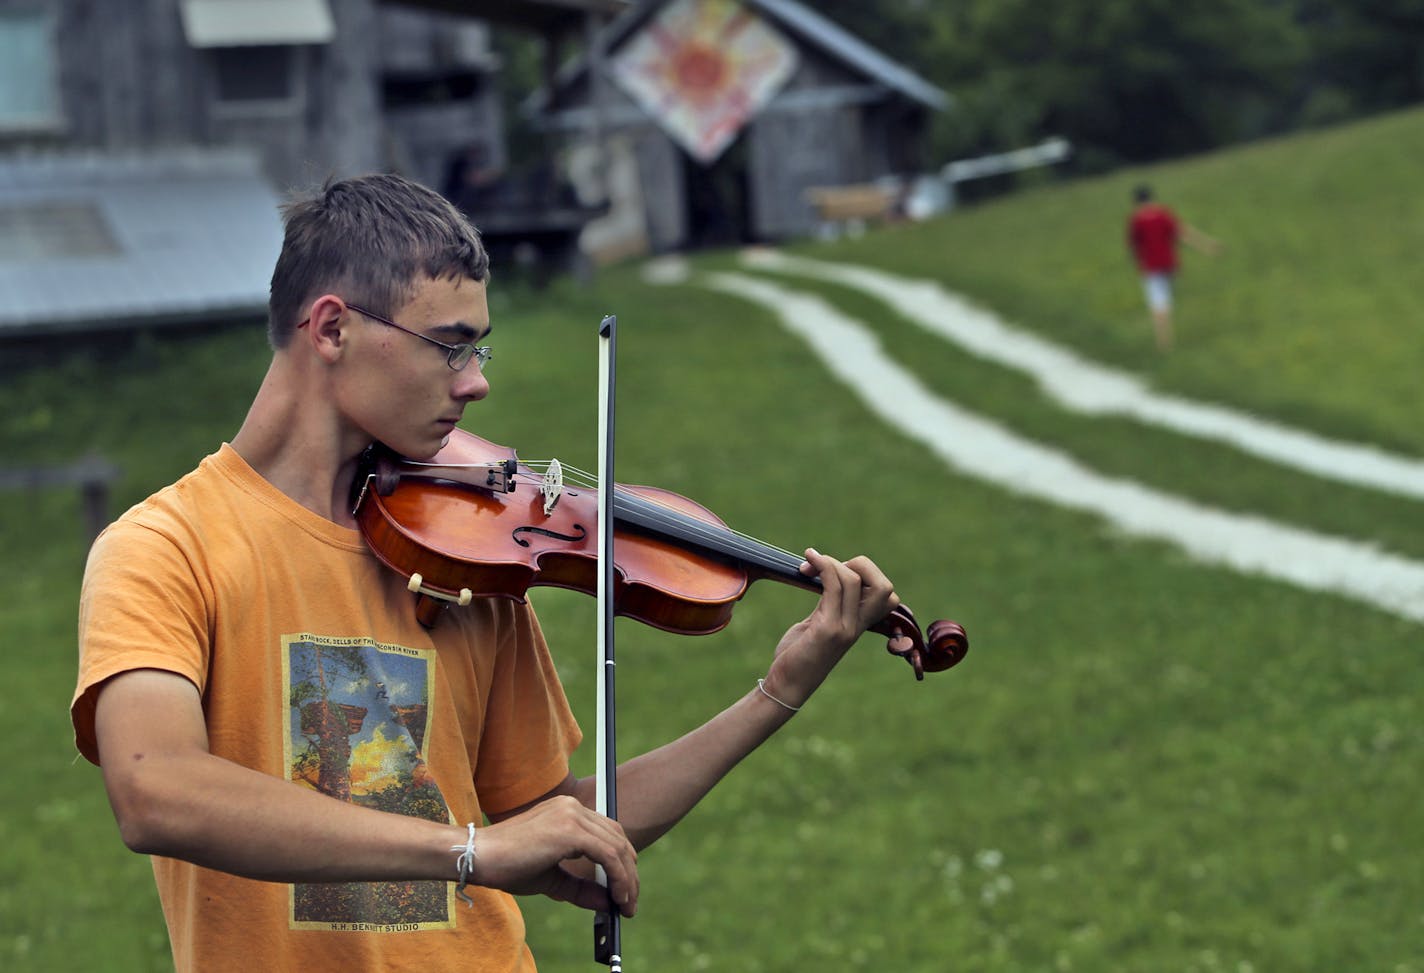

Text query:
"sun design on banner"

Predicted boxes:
[[612, 0, 798, 163]]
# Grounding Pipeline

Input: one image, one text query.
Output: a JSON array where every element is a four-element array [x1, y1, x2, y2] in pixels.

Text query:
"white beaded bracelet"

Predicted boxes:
[[756, 678, 801, 713]]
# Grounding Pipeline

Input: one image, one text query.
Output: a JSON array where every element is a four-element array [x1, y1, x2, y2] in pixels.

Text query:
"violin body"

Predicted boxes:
[[354, 429, 966, 679]]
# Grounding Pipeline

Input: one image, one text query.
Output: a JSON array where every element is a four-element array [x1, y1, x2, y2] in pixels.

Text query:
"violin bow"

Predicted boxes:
[[593, 314, 623, 970]]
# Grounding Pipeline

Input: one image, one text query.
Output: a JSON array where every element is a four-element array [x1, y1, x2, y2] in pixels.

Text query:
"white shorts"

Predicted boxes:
[[1142, 273, 1174, 313]]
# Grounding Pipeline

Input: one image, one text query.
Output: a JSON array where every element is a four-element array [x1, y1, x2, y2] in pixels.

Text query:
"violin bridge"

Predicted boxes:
[[542, 459, 564, 515]]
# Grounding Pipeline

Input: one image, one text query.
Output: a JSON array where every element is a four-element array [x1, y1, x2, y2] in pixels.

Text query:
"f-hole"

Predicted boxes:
[[511, 523, 589, 548]]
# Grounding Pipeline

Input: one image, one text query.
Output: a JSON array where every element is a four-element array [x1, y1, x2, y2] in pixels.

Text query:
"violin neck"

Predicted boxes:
[[612, 489, 816, 591]]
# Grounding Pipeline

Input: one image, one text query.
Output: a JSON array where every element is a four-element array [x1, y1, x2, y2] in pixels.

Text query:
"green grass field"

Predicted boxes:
[[4, 106, 1423, 971]]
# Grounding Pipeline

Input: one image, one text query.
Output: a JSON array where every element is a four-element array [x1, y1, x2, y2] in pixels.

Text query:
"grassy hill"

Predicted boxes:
[[812, 106, 1424, 455], [4, 106, 1422, 971]]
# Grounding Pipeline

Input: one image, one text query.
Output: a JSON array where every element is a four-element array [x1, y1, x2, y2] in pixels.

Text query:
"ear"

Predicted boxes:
[[304, 294, 349, 364]]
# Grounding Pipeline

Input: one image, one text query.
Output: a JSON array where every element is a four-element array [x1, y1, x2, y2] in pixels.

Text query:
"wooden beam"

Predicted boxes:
[[386, 0, 629, 35], [0, 454, 121, 545]]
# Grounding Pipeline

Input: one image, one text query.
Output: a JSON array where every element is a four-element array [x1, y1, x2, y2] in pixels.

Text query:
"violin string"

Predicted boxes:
[[397, 459, 920, 631], [400, 458, 807, 576], [517, 463, 807, 577], [562, 468, 800, 570], [621, 495, 804, 576], [544, 464, 790, 558]]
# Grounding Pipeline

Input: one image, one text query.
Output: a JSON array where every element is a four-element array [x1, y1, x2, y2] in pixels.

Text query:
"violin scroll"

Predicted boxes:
[[877, 605, 968, 681]]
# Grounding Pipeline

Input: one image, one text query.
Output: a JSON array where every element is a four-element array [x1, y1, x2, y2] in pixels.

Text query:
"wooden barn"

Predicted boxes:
[[0, 0, 523, 191], [0, 0, 625, 338], [532, 0, 950, 254]]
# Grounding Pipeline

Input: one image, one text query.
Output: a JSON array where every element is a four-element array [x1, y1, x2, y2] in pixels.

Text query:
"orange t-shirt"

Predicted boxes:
[[73, 445, 582, 972]]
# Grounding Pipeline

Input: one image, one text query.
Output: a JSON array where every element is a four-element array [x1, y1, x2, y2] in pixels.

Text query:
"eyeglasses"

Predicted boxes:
[[346, 303, 491, 372]]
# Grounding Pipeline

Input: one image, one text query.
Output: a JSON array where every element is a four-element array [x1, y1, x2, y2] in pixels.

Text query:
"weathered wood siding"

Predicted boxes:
[[43, 0, 204, 149], [630, 127, 685, 251], [0, 0, 454, 189], [537, 5, 937, 248], [747, 104, 858, 239]]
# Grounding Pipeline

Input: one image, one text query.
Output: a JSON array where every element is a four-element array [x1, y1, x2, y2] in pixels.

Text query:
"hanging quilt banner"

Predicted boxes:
[[611, 0, 799, 164]]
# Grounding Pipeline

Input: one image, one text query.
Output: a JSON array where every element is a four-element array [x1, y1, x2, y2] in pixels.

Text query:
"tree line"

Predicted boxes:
[[818, 0, 1424, 173], [490, 0, 1422, 191]]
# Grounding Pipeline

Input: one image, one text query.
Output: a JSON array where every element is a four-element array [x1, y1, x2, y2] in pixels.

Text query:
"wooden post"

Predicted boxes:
[[0, 454, 121, 547]]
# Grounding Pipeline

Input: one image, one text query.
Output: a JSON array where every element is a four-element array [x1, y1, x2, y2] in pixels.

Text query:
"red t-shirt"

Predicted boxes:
[[1127, 204, 1180, 273]]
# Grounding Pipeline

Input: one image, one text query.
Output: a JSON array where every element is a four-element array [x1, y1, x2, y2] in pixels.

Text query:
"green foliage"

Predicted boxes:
[[5, 108, 1424, 971], [490, 0, 1424, 183], [1302, 0, 1424, 114], [934, 0, 1310, 169], [793, 0, 1424, 172]]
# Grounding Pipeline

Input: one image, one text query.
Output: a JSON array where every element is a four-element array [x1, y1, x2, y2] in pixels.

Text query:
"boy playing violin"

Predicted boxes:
[[73, 172, 906, 972]]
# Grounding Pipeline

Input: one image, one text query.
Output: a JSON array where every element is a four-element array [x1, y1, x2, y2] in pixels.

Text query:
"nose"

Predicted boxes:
[[453, 364, 490, 402]]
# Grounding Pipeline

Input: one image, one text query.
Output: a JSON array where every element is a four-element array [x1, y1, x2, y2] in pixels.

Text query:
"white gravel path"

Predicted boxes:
[[740, 249, 1424, 502], [641, 255, 1424, 624]]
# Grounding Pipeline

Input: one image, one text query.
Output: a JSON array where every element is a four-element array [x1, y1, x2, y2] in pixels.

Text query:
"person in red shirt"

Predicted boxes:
[[1127, 184, 1221, 350]]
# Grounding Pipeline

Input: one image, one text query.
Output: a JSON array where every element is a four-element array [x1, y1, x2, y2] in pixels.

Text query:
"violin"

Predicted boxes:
[[352, 428, 967, 679]]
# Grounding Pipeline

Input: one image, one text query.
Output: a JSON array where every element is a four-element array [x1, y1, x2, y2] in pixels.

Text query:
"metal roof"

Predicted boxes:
[[0, 148, 283, 337], [393, 0, 631, 35], [750, 0, 948, 111]]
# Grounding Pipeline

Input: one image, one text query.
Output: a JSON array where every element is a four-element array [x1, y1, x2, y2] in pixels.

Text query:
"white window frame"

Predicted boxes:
[[0, 9, 64, 135]]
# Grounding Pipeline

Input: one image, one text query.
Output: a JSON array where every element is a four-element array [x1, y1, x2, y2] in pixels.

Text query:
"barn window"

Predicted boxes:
[[210, 45, 303, 112], [178, 0, 333, 116], [0, 10, 62, 134]]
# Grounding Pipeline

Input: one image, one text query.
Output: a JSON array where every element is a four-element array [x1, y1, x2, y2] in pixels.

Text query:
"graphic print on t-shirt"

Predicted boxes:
[[283, 634, 456, 931]]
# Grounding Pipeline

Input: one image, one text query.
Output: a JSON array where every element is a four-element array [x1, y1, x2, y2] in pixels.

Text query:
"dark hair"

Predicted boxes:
[[267, 172, 490, 348], [1133, 184, 1154, 204]]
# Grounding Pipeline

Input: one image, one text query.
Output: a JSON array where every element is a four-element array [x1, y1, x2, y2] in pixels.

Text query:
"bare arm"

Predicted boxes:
[[1182, 223, 1223, 256], [94, 669, 638, 914], [497, 549, 903, 852]]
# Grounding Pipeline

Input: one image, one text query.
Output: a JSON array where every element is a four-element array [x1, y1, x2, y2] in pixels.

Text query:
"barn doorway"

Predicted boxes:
[[682, 137, 753, 249]]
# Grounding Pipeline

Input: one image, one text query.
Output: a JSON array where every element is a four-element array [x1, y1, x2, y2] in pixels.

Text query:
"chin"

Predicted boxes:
[[378, 434, 443, 462], [412, 439, 447, 461]]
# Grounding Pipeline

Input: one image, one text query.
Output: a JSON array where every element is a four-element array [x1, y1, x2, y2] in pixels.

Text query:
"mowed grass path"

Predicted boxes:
[[4, 107, 1423, 971]]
